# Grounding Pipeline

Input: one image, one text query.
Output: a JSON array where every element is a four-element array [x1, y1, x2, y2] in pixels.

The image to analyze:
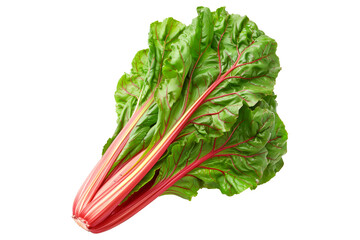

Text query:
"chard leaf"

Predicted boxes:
[[172, 9, 280, 145], [160, 106, 275, 199], [161, 96, 288, 200], [124, 7, 282, 200], [140, 17, 187, 105]]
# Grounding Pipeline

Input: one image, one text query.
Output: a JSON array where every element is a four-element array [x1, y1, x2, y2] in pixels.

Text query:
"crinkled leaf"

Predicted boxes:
[[160, 106, 276, 199], [173, 10, 280, 145], [140, 17, 187, 105], [257, 96, 287, 184], [126, 7, 283, 200]]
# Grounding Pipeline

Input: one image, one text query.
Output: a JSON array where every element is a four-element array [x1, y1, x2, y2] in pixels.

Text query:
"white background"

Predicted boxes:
[[1, 0, 359, 239]]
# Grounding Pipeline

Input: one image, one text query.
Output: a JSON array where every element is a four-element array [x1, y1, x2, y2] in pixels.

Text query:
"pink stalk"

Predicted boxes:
[[72, 97, 153, 228], [93, 150, 146, 200]]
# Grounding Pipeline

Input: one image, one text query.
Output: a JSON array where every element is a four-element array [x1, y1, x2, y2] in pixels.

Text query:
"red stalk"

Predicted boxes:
[[93, 150, 146, 200], [72, 97, 153, 226]]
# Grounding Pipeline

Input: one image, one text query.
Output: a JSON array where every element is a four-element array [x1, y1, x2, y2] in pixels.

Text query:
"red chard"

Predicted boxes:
[[73, 6, 287, 233]]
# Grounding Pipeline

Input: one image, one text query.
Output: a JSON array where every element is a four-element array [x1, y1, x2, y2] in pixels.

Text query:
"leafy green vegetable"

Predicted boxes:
[[73, 6, 287, 233]]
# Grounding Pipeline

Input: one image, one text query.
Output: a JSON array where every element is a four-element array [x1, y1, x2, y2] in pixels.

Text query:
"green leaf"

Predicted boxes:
[[168, 8, 280, 146], [161, 105, 276, 199], [140, 17, 187, 106], [258, 97, 288, 184], [123, 7, 284, 200]]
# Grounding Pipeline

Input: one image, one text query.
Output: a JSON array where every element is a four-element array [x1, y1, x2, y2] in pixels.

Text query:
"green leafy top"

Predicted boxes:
[[110, 6, 286, 201]]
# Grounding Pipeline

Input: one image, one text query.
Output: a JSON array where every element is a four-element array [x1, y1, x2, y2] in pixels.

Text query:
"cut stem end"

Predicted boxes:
[[73, 216, 90, 232]]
